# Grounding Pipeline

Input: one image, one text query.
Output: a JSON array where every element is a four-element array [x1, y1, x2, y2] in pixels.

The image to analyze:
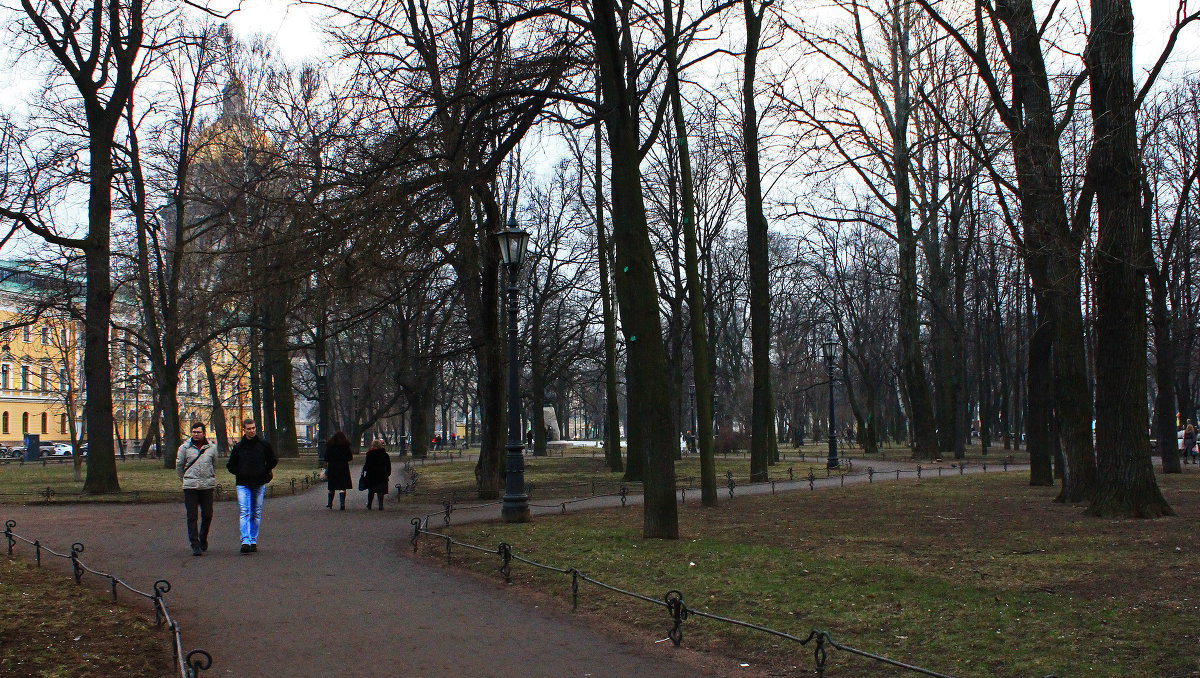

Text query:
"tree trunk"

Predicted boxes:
[[202, 347, 230, 456], [81, 143, 120, 494], [592, 0, 679, 537], [1027, 292, 1055, 485], [662, 0, 716, 504], [1151, 271, 1181, 473], [743, 0, 773, 482], [595, 117, 624, 474], [1085, 0, 1171, 517], [159, 371, 181, 468]]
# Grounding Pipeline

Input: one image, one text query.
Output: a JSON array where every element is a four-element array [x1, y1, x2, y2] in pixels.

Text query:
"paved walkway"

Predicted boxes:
[[3, 456, 1026, 677]]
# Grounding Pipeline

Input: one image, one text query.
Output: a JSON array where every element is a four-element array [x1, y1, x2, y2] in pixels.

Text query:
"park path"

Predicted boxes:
[[2, 455, 1026, 678]]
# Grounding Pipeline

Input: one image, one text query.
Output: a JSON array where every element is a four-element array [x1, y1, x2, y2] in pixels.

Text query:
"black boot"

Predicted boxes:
[[339, 492, 346, 510], [327, 492, 334, 509]]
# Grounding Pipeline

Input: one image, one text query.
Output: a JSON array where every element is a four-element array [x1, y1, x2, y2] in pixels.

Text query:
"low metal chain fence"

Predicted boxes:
[[408, 519, 955, 677], [3, 519, 211, 677]]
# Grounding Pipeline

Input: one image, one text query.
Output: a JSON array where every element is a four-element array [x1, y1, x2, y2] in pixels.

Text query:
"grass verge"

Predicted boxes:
[[420, 471, 1200, 677], [392, 454, 859, 505], [0, 557, 173, 677], [0, 457, 321, 504]]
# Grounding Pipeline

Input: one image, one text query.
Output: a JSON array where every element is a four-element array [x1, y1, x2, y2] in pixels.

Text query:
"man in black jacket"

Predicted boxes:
[[226, 419, 277, 554]]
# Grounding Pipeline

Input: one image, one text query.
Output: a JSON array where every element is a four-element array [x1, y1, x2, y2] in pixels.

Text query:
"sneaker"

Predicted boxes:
[[240, 544, 251, 554], [250, 544, 257, 552], [191, 546, 202, 557]]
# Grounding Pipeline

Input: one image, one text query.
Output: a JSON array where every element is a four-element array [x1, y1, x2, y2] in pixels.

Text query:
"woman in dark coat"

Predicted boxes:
[[361, 439, 392, 510], [325, 431, 354, 510]]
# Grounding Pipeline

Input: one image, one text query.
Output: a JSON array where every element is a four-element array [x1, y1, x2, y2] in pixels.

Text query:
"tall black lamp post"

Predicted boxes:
[[823, 335, 839, 469], [498, 218, 531, 523], [316, 360, 329, 464]]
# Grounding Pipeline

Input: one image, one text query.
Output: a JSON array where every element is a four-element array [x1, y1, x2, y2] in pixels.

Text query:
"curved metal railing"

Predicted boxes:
[[4, 519, 212, 677]]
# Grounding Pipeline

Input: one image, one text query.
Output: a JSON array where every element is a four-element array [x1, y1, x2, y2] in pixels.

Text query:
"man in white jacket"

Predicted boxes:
[[176, 423, 218, 556]]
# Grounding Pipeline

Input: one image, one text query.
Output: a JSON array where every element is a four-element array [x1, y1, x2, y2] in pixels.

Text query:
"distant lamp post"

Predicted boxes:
[[688, 384, 696, 454], [352, 386, 361, 446], [497, 217, 531, 523], [315, 360, 329, 464], [823, 335, 839, 469]]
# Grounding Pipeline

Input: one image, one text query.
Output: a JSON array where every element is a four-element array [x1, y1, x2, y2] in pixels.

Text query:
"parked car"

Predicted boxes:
[[8, 447, 23, 458], [53, 443, 72, 455]]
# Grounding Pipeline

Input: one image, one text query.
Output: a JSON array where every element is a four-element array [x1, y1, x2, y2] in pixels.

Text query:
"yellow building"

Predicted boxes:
[[0, 261, 250, 449]]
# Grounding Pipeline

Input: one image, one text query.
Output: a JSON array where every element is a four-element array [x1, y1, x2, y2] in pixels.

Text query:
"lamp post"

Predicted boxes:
[[688, 384, 696, 454], [823, 335, 839, 469], [352, 386, 361, 447], [315, 360, 328, 464], [497, 217, 531, 523]]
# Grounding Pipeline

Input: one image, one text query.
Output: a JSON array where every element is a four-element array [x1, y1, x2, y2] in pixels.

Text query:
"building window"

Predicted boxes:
[[41, 326, 49, 345], [60, 413, 66, 434], [2, 412, 7, 434], [60, 327, 67, 344], [1, 364, 8, 390], [40, 412, 46, 434], [1, 322, 9, 342], [22, 326, 30, 343], [40, 366, 49, 393], [21, 412, 28, 433], [20, 366, 29, 391]]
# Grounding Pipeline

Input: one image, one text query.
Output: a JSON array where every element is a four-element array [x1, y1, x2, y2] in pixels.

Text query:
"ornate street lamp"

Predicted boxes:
[[315, 360, 328, 464], [497, 217, 531, 522], [823, 335, 839, 470]]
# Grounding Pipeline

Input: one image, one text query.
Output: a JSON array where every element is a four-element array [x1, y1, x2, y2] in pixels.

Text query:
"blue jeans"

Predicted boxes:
[[236, 485, 266, 545]]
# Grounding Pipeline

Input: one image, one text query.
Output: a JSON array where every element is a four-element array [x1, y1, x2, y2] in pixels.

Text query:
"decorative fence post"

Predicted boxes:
[[70, 543, 84, 584]]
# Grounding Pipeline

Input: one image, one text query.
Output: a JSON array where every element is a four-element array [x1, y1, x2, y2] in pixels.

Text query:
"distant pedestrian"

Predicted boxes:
[[361, 439, 392, 510], [176, 422, 217, 557], [226, 419, 277, 554], [324, 431, 353, 510], [1186, 420, 1197, 465]]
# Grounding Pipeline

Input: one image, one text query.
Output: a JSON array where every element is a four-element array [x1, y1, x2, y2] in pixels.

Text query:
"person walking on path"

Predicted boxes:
[[362, 439, 391, 510], [227, 419, 277, 553], [1187, 420, 1198, 465], [176, 422, 217, 557], [324, 431, 354, 509]]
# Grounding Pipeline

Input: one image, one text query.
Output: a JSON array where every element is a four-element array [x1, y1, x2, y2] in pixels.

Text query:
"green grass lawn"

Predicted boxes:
[[0, 456, 322, 504], [422, 471, 1200, 677], [0, 557, 173, 677]]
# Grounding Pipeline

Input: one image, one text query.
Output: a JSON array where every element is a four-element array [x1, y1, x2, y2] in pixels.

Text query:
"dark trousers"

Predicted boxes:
[[367, 488, 385, 509], [183, 488, 214, 548]]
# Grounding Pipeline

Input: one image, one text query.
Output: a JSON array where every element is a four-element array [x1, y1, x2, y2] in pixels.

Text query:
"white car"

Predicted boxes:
[[52, 443, 73, 456]]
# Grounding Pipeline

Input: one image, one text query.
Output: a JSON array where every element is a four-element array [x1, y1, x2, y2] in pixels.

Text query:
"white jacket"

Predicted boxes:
[[176, 440, 218, 490]]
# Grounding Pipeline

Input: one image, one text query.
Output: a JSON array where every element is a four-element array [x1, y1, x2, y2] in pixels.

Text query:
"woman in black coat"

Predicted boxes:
[[361, 439, 392, 510], [324, 431, 354, 510]]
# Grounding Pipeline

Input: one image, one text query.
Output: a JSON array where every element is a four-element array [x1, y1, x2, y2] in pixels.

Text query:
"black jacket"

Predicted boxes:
[[324, 442, 353, 491], [362, 448, 392, 493], [226, 436, 278, 487]]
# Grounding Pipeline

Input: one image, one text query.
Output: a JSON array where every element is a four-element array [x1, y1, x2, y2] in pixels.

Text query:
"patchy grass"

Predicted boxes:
[[0, 557, 173, 677], [393, 455, 854, 504], [0, 457, 322, 504], [421, 471, 1200, 677]]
